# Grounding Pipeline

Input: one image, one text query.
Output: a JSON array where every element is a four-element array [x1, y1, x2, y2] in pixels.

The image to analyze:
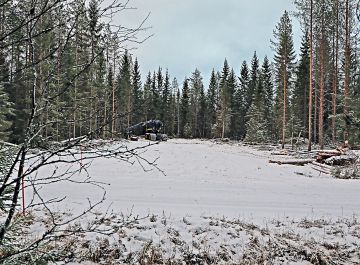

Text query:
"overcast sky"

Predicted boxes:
[[115, 0, 301, 87]]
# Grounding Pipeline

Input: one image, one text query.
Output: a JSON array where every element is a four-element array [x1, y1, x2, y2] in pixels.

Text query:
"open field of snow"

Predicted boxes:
[[34, 138, 360, 221], [22, 139, 360, 264]]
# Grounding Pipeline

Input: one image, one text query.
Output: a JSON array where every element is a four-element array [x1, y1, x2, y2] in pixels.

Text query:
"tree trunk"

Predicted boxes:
[[319, 20, 325, 149], [344, 0, 350, 141], [282, 48, 287, 149], [331, 0, 339, 144], [111, 50, 116, 137], [308, 0, 313, 151]]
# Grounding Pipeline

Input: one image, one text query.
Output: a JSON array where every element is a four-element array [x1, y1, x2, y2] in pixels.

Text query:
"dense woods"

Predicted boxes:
[[0, 0, 359, 148]]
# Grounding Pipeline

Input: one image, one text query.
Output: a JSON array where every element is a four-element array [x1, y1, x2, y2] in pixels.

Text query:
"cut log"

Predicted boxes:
[[324, 155, 357, 166], [316, 150, 342, 162], [269, 159, 314, 166]]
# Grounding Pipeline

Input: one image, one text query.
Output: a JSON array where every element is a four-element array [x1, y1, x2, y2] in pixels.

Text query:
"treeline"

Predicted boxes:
[[0, 0, 359, 148]]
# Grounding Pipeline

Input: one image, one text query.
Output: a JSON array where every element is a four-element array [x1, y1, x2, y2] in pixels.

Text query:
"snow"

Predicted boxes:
[[31, 138, 360, 222], [22, 139, 360, 264]]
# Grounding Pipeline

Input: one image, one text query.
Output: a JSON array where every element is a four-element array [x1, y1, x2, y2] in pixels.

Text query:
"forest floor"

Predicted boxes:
[[23, 139, 360, 264]]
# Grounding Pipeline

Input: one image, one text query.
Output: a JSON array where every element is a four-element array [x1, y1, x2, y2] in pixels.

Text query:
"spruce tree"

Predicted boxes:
[[207, 69, 218, 136], [180, 78, 190, 137], [198, 86, 207, 138], [227, 69, 238, 139], [117, 50, 133, 129], [217, 59, 231, 138], [161, 70, 171, 132], [149, 71, 158, 119], [261, 56, 275, 140], [292, 33, 310, 138], [239, 61, 250, 138], [244, 73, 270, 143], [272, 11, 296, 148], [174, 79, 181, 136], [132, 58, 143, 124], [143, 72, 152, 121], [247, 52, 259, 114], [190, 69, 204, 137]]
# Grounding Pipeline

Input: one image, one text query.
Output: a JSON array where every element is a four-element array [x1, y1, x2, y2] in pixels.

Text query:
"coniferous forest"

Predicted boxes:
[[1, 1, 360, 263], [0, 0, 359, 149]]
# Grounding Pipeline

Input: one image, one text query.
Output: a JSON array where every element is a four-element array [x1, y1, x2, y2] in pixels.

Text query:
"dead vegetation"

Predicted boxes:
[[14, 211, 358, 264]]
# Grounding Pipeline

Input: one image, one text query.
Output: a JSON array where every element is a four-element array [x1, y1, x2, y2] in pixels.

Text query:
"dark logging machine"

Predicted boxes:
[[124, 120, 168, 141]]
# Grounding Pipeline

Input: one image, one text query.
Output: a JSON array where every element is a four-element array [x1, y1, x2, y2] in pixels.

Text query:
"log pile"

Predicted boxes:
[[269, 141, 359, 176]]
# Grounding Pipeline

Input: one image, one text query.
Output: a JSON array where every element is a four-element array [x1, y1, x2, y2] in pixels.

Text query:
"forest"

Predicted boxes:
[[1, 0, 360, 263], [0, 0, 359, 150]]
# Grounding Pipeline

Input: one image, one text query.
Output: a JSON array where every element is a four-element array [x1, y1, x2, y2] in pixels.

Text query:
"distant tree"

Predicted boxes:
[[217, 59, 231, 138], [117, 50, 133, 129], [261, 56, 275, 140], [247, 52, 259, 114], [198, 84, 208, 138], [292, 33, 310, 138], [227, 69, 238, 139], [180, 78, 191, 137], [143, 72, 152, 121], [238, 61, 250, 138], [244, 72, 270, 143], [161, 70, 171, 133], [190, 69, 204, 137], [207, 69, 218, 136], [174, 79, 181, 136], [132, 58, 143, 124]]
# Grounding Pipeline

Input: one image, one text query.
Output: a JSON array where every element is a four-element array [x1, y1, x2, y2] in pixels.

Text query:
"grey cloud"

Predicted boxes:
[[113, 0, 301, 86]]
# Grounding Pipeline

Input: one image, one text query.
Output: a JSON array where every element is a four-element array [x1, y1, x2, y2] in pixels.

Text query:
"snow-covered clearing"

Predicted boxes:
[[25, 139, 360, 264], [35, 138, 359, 221]]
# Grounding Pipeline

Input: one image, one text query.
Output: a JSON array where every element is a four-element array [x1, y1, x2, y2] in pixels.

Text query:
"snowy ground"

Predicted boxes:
[[34, 138, 360, 221], [23, 139, 360, 264]]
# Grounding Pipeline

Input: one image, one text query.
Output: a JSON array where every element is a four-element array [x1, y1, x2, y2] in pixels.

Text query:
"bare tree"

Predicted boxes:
[[0, 0, 153, 262]]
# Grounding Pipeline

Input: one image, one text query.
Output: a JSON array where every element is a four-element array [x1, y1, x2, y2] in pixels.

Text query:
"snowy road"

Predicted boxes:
[[36, 139, 360, 221]]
